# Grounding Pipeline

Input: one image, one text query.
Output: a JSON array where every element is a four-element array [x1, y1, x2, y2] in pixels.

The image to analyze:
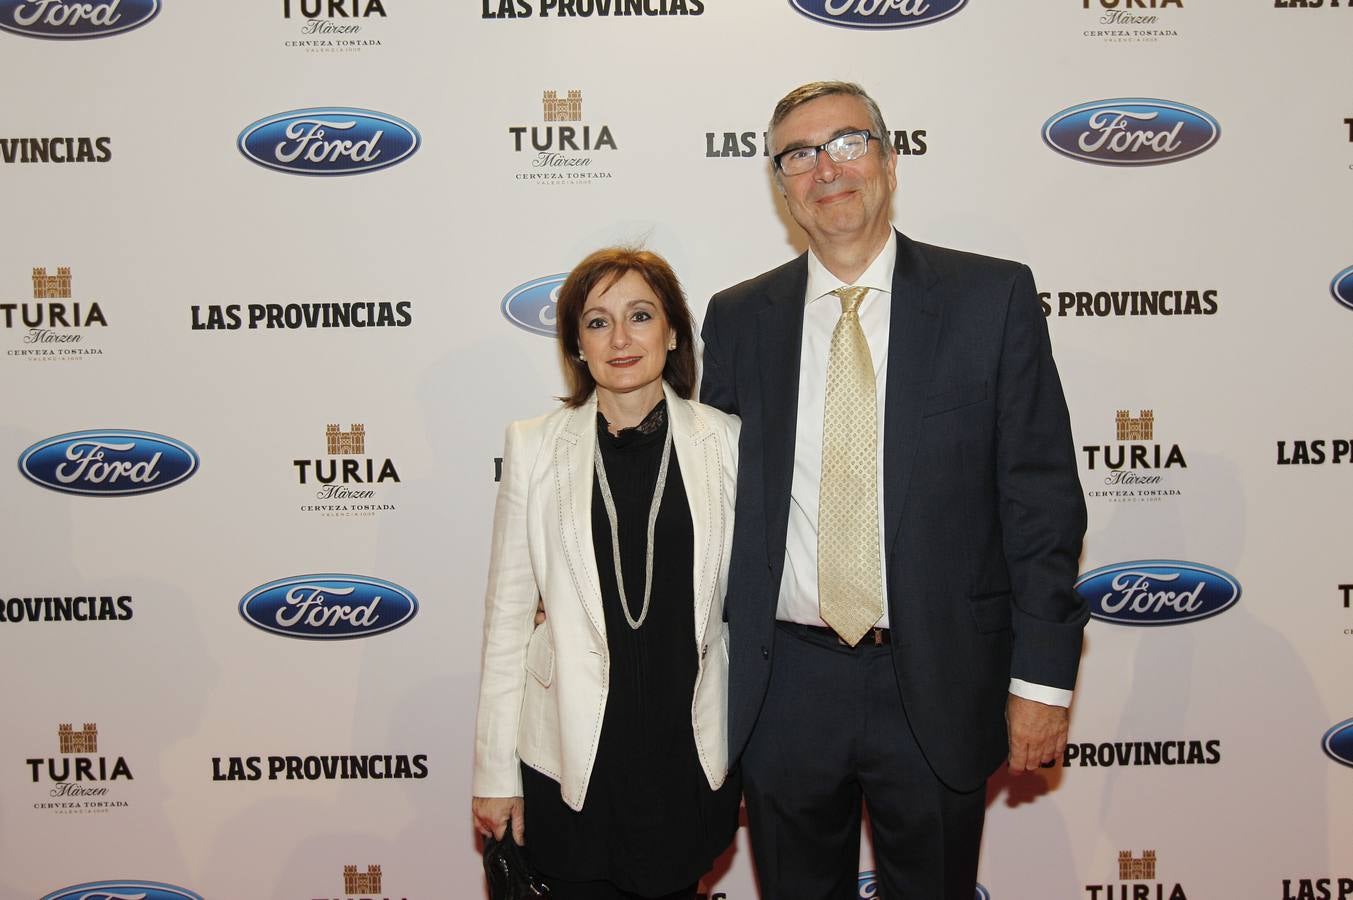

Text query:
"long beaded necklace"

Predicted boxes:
[[593, 413, 673, 631]]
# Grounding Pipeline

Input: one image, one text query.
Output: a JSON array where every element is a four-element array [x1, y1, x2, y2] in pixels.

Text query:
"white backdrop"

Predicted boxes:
[[2, 1, 1351, 898]]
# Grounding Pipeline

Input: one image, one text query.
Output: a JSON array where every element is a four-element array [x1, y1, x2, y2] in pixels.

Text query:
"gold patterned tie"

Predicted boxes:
[[818, 285, 883, 647]]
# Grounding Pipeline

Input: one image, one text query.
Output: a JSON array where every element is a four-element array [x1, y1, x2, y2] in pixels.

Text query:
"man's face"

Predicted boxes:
[[771, 93, 897, 249]]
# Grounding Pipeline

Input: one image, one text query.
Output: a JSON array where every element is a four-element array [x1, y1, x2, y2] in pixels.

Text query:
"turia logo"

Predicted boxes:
[[1043, 98, 1219, 166], [4, 265, 110, 361], [42, 882, 202, 900], [0, 0, 159, 39], [239, 574, 417, 640], [238, 107, 420, 176], [789, 0, 966, 29], [502, 274, 565, 337], [1323, 718, 1353, 767], [20, 430, 199, 496], [1331, 265, 1353, 311], [1076, 560, 1240, 625], [28, 723, 135, 814], [509, 90, 617, 184]]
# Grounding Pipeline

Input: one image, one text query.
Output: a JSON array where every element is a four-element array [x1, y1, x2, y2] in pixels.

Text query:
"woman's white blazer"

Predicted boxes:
[[472, 384, 739, 812]]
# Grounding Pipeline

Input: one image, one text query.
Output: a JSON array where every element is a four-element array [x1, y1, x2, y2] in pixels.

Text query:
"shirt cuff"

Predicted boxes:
[[1009, 678, 1072, 708]]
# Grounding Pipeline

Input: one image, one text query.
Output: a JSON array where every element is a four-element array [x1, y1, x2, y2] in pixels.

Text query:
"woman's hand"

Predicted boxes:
[[472, 795, 525, 844]]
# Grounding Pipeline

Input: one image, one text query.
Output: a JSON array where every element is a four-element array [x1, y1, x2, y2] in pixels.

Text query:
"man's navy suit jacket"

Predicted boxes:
[[699, 231, 1088, 792]]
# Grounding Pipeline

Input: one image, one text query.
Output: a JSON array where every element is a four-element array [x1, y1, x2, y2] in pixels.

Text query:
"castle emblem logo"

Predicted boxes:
[[1082, 408, 1186, 501], [58, 722, 98, 753], [3, 265, 109, 361], [294, 423, 399, 516], [1120, 849, 1157, 880], [1085, 850, 1187, 899], [542, 89, 582, 122], [508, 89, 617, 185], [344, 864, 382, 894], [27, 722, 135, 815]]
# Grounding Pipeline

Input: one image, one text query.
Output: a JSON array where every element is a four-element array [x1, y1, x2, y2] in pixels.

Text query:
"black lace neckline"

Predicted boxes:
[[597, 399, 668, 451]]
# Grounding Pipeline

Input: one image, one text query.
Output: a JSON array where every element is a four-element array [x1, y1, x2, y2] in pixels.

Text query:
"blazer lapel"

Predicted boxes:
[[757, 255, 808, 576], [553, 396, 608, 643], [883, 231, 942, 558], [667, 388, 723, 648]]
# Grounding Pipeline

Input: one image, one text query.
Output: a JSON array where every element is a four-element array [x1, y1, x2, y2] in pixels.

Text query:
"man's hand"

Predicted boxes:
[[1006, 694, 1068, 773], [472, 795, 525, 844]]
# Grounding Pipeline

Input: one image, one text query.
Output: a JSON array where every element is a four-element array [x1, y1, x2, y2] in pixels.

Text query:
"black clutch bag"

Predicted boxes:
[[483, 831, 552, 899]]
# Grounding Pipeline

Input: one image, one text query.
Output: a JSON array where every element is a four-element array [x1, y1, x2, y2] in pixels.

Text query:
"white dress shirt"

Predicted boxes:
[[777, 231, 1071, 708]]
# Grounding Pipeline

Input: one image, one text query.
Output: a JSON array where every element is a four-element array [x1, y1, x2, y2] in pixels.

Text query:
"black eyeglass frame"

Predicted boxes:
[[772, 130, 880, 175]]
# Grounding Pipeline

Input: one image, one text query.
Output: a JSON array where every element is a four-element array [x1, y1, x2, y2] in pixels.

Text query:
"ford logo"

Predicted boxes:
[[1331, 265, 1353, 312], [1043, 98, 1220, 166], [42, 881, 203, 900], [789, 0, 967, 29], [503, 274, 566, 338], [240, 574, 418, 640], [1075, 560, 1240, 626], [19, 429, 199, 496], [857, 873, 985, 899], [0, 0, 159, 39], [237, 107, 420, 176], [1323, 718, 1353, 767]]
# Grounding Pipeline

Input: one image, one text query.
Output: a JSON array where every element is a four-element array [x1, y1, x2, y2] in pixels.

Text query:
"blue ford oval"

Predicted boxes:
[[1043, 99, 1220, 166], [1075, 560, 1240, 625], [19, 429, 199, 497], [1331, 265, 1353, 312], [1324, 719, 1353, 767], [856, 872, 985, 899], [790, 0, 967, 29], [0, 0, 159, 39], [42, 881, 203, 900], [240, 574, 418, 640], [502, 274, 566, 338], [238, 108, 421, 176]]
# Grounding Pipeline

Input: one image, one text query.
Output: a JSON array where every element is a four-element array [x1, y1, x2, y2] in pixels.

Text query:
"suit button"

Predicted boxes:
[[761, 646, 769, 659]]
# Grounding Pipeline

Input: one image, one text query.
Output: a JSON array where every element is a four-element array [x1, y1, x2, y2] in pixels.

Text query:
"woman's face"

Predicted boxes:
[[577, 269, 676, 401]]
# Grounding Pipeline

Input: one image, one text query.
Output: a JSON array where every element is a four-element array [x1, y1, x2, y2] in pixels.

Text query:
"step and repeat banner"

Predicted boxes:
[[2, 1, 1350, 898]]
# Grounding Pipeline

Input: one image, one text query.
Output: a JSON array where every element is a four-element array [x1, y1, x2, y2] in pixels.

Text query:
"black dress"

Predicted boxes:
[[521, 400, 740, 898]]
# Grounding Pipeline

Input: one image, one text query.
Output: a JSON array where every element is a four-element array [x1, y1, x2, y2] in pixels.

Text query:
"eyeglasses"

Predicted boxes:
[[773, 130, 879, 176]]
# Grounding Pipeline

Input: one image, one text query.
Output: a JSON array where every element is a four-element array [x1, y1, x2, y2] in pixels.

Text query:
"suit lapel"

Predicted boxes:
[[883, 231, 942, 558], [667, 387, 722, 648], [757, 255, 808, 575], [553, 397, 607, 643]]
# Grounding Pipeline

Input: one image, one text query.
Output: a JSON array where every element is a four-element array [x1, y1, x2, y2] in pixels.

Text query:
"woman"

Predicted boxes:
[[472, 247, 740, 900]]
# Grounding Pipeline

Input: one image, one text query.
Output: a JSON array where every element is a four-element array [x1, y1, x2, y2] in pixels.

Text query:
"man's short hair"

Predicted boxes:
[[768, 81, 891, 158]]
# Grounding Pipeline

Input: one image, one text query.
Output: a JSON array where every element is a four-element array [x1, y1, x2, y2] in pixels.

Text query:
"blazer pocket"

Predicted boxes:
[[967, 591, 1012, 633], [524, 625, 554, 687], [922, 380, 988, 417]]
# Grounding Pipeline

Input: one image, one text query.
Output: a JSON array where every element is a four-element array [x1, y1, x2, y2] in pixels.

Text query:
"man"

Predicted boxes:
[[699, 82, 1088, 900]]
